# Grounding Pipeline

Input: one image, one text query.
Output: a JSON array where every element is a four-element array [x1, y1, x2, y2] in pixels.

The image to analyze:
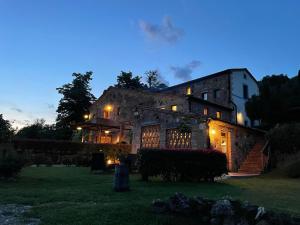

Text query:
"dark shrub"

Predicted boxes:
[[0, 154, 24, 178], [286, 161, 300, 178], [138, 148, 227, 182]]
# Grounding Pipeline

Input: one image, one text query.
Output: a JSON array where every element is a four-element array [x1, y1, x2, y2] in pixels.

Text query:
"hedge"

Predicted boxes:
[[12, 139, 131, 166], [138, 148, 227, 182]]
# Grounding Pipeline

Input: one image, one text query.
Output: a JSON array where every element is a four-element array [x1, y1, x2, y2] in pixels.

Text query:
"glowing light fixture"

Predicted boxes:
[[77, 127, 82, 131], [107, 159, 113, 165], [105, 105, 113, 111], [210, 128, 216, 135], [84, 114, 89, 119], [104, 130, 110, 134]]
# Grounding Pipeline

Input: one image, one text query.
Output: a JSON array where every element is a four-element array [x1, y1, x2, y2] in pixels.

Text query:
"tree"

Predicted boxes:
[[56, 72, 96, 137], [16, 119, 55, 139], [115, 71, 144, 89], [0, 114, 14, 143], [145, 70, 169, 90], [246, 74, 300, 128]]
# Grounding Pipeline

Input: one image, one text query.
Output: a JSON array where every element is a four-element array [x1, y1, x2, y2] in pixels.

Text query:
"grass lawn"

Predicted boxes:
[[0, 167, 299, 225]]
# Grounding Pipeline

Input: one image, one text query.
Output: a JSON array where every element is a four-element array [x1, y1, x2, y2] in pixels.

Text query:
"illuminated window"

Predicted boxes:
[[103, 110, 110, 119], [186, 87, 192, 95], [216, 111, 221, 119], [202, 92, 208, 100], [203, 108, 208, 115], [237, 112, 244, 125], [171, 105, 177, 112]]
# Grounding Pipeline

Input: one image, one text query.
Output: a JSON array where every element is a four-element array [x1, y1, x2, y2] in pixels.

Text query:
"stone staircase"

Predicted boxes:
[[238, 141, 265, 174]]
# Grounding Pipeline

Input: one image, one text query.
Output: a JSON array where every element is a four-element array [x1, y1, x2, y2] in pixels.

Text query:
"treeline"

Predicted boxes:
[[246, 72, 300, 129]]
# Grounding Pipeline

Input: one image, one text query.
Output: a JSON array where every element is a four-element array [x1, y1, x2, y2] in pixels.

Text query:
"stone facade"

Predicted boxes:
[[81, 68, 263, 172]]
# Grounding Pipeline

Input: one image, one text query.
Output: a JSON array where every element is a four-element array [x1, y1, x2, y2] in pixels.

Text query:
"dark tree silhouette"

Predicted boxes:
[[0, 114, 14, 143], [115, 71, 144, 89], [56, 72, 96, 138]]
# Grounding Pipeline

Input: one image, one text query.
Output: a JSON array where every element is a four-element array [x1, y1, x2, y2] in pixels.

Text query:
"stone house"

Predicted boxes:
[[79, 68, 266, 173]]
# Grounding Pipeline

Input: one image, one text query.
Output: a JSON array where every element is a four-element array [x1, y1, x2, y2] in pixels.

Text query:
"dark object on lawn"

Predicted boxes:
[[0, 153, 24, 178], [113, 163, 129, 192], [91, 153, 105, 172], [152, 193, 300, 225]]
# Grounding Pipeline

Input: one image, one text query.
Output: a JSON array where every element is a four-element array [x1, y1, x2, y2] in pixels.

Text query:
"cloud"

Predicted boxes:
[[10, 107, 23, 113], [170, 60, 201, 81], [139, 16, 184, 43], [47, 104, 55, 109]]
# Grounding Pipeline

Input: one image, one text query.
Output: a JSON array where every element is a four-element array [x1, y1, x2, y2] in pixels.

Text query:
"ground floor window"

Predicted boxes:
[[166, 129, 192, 149], [141, 125, 160, 148]]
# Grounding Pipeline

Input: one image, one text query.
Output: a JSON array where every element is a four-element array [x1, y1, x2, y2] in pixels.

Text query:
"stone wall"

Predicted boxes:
[[208, 120, 264, 171], [160, 72, 231, 108]]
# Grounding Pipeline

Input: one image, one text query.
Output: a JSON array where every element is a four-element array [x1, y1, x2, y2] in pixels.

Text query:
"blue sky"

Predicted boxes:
[[0, 0, 299, 128]]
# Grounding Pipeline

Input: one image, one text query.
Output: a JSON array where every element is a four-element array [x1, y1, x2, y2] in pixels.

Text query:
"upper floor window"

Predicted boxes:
[[244, 73, 247, 79], [203, 108, 208, 115], [243, 84, 249, 99], [213, 89, 220, 99], [216, 111, 222, 119], [202, 92, 208, 100], [171, 105, 177, 112], [103, 110, 110, 119], [186, 87, 192, 95]]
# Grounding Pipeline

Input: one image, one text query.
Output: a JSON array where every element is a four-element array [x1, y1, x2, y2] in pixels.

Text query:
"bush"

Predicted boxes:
[[12, 139, 131, 166], [138, 148, 227, 182], [0, 154, 24, 178], [286, 161, 300, 178]]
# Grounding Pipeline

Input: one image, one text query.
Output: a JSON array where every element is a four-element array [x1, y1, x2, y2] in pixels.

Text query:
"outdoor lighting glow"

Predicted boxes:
[[107, 159, 113, 165], [104, 130, 110, 134], [77, 127, 82, 131], [84, 114, 89, 119], [171, 105, 177, 112], [210, 128, 216, 135], [105, 105, 113, 111]]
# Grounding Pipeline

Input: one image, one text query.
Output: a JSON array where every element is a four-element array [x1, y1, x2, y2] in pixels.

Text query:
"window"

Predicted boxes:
[[117, 107, 121, 116], [244, 73, 247, 79], [203, 108, 208, 115], [202, 92, 208, 100], [243, 85, 249, 99], [166, 129, 191, 149], [216, 111, 221, 119], [171, 105, 177, 112], [186, 87, 192, 95], [103, 110, 110, 119], [213, 89, 220, 99], [141, 125, 160, 148]]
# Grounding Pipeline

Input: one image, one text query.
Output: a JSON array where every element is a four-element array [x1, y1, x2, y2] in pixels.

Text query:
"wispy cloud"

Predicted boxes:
[[139, 16, 184, 44], [47, 103, 55, 109], [10, 107, 23, 113], [170, 60, 201, 81]]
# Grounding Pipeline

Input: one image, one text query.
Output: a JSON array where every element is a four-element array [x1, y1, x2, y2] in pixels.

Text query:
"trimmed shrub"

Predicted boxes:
[[12, 139, 131, 167], [0, 153, 24, 178], [286, 161, 300, 178], [138, 148, 227, 182]]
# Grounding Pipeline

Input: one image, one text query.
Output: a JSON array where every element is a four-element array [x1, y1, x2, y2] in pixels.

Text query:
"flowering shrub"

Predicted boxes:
[[138, 148, 227, 182]]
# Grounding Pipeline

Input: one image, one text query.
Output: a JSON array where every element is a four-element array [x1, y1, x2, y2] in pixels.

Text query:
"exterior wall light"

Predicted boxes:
[[77, 127, 82, 131], [84, 114, 89, 120], [104, 130, 110, 134], [107, 159, 113, 165]]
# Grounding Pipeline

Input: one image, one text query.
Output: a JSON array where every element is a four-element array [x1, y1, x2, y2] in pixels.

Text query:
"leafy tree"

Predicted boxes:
[[0, 114, 14, 143], [145, 70, 168, 90], [56, 72, 96, 134], [16, 119, 54, 139], [246, 74, 300, 128], [115, 71, 144, 89]]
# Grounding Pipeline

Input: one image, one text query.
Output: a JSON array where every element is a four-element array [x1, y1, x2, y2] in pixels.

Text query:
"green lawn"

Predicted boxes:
[[0, 167, 299, 225]]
